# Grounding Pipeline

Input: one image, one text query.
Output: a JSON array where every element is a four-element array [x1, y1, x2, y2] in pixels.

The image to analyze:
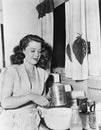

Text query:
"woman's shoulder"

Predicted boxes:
[[6, 65, 18, 71], [4, 65, 20, 76], [37, 67, 49, 79]]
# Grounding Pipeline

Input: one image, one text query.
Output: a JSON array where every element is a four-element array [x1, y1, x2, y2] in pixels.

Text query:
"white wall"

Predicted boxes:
[[2, 0, 68, 67], [0, 0, 3, 24], [2, 0, 40, 66], [87, 76, 101, 102], [0, 0, 3, 68]]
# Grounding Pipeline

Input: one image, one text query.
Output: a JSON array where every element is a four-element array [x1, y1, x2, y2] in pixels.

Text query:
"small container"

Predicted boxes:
[[98, 124, 101, 130], [89, 111, 96, 129], [77, 96, 87, 113], [50, 83, 67, 106], [95, 103, 101, 130]]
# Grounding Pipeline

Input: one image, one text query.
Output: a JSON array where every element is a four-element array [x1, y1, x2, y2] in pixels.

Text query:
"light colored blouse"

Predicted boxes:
[[0, 64, 49, 130], [9, 64, 48, 97]]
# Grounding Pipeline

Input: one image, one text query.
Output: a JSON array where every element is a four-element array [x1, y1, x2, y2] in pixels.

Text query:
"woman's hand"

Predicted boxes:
[[30, 93, 50, 107]]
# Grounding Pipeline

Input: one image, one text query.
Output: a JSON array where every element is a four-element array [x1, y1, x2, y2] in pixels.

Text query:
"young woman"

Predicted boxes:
[[0, 34, 52, 130]]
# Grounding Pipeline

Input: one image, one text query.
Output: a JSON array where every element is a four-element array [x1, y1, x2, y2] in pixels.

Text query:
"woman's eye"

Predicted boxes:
[[31, 50, 35, 52], [31, 50, 41, 53]]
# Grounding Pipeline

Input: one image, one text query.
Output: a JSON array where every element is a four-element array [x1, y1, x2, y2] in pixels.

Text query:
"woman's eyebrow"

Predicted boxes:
[[30, 48, 35, 50], [30, 48, 41, 51]]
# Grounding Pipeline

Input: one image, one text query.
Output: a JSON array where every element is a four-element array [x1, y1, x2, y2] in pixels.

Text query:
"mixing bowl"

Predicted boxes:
[[42, 107, 72, 130]]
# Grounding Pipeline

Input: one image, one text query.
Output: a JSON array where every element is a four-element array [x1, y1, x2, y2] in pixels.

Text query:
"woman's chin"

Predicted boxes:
[[31, 61, 38, 65]]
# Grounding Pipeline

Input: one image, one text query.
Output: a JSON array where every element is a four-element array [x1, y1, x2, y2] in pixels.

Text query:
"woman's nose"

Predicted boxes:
[[34, 51, 40, 57]]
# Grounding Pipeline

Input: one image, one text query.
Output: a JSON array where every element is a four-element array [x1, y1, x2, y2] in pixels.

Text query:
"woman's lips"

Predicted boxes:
[[32, 58, 38, 61]]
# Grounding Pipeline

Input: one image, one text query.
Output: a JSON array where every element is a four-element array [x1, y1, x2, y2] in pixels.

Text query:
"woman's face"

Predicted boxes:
[[23, 41, 41, 65]]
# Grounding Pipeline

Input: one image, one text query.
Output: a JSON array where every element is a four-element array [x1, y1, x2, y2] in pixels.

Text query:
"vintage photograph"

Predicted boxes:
[[0, 0, 101, 130]]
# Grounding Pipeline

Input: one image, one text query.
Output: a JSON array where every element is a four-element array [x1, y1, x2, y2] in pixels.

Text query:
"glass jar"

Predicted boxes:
[[89, 111, 96, 129], [70, 105, 82, 130]]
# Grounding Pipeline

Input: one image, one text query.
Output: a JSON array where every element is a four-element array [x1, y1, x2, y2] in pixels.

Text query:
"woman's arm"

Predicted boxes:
[[1, 68, 49, 109], [1, 68, 31, 109]]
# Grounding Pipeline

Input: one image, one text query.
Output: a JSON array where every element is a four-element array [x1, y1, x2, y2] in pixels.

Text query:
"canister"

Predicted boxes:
[[95, 102, 101, 130], [50, 83, 67, 106]]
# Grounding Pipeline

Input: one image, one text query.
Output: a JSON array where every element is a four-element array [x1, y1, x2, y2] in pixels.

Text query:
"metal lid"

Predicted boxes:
[[50, 73, 60, 83]]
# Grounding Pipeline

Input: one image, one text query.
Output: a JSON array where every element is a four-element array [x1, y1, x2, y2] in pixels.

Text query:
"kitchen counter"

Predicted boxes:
[[40, 112, 96, 130]]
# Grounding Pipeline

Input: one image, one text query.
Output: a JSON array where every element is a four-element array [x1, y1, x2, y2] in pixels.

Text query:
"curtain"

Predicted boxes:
[[36, 0, 54, 48], [36, 0, 54, 71], [65, 0, 101, 80], [86, 0, 101, 75], [65, 0, 88, 80]]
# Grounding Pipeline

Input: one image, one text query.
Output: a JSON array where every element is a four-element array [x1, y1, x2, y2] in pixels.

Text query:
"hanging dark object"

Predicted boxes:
[[72, 33, 87, 65], [66, 44, 72, 62], [36, 0, 54, 18]]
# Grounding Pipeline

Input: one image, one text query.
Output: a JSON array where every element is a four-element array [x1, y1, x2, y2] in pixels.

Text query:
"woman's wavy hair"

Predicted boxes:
[[10, 34, 52, 69]]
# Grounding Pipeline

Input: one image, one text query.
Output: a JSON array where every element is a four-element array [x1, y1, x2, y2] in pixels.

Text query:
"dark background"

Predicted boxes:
[[51, 3, 65, 69]]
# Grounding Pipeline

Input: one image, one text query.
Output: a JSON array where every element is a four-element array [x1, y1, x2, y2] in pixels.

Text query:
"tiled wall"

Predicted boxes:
[[61, 76, 88, 95], [53, 67, 101, 102], [87, 76, 101, 102]]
